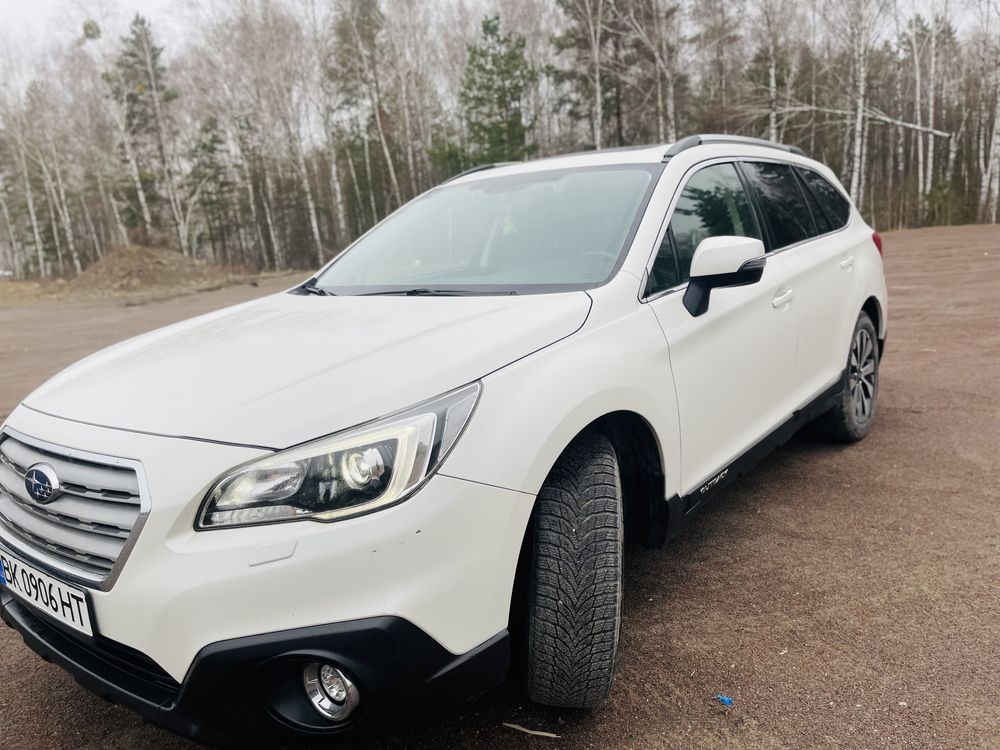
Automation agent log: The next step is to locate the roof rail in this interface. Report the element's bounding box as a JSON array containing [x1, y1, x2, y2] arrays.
[[662, 134, 806, 161], [446, 162, 516, 182]]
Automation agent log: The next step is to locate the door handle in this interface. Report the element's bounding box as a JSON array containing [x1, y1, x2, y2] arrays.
[[772, 289, 795, 308], [840, 255, 855, 269]]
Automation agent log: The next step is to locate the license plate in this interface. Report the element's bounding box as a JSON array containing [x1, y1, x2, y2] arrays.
[[0, 549, 93, 637]]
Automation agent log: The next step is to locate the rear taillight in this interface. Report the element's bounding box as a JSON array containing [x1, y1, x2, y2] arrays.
[[872, 231, 883, 256]]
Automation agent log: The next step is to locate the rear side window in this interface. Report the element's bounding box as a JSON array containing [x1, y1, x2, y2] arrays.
[[741, 162, 816, 250], [798, 180, 833, 234], [646, 163, 760, 295], [797, 168, 852, 229]]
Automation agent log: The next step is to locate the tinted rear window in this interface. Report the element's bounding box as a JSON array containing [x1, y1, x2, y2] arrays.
[[798, 178, 833, 234], [797, 168, 851, 228], [741, 162, 816, 250]]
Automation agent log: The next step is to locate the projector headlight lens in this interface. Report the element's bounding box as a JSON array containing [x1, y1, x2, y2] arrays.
[[197, 382, 480, 529]]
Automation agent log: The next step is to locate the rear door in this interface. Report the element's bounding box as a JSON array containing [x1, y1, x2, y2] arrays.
[[645, 161, 799, 495], [740, 161, 863, 406]]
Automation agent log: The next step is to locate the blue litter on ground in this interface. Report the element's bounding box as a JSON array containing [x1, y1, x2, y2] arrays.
[[715, 693, 733, 706]]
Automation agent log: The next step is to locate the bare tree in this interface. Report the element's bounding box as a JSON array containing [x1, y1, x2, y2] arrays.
[[555, 0, 614, 149], [0, 0, 995, 279]]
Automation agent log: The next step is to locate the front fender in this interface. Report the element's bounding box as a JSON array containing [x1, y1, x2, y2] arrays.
[[440, 303, 680, 500]]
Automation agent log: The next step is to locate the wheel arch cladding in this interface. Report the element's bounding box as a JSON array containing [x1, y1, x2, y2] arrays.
[[588, 411, 667, 547], [862, 296, 883, 340], [511, 411, 666, 600]]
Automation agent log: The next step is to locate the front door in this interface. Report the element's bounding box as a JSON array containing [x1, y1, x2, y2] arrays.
[[644, 161, 799, 496]]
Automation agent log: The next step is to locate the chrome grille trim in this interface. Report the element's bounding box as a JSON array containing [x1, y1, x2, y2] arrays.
[[0, 427, 150, 590], [0, 461, 138, 532], [0, 514, 114, 576], [0, 493, 130, 540], [1, 436, 140, 495]]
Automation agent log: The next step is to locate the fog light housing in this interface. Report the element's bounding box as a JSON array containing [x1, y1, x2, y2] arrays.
[[303, 662, 360, 721]]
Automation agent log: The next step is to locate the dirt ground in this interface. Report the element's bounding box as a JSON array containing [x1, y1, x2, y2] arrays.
[[0, 225, 998, 749], [0, 245, 265, 310]]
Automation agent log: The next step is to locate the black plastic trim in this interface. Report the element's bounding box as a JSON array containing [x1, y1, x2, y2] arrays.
[[686, 373, 844, 513], [646, 372, 846, 546], [1, 590, 510, 746], [682, 255, 767, 316], [1, 588, 180, 705]]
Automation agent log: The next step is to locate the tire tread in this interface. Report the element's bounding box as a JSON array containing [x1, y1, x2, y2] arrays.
[[527, 432, 623, 708]]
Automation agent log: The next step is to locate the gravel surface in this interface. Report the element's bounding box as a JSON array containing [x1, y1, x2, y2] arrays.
[[0, 225, 998, 749]]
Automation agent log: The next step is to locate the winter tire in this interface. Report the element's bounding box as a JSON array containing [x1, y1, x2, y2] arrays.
[[819, 311, 880, 442], [526, 432, 623, 708]]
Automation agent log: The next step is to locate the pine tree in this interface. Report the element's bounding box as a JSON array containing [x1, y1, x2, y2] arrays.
[[114, 16, 175, 148], [552, 0, 616, 149], [460, 16, 537, 164], [188, 118, 234, 263], [107, 15, 193, 251]]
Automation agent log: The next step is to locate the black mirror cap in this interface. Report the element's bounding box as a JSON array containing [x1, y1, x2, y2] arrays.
[[683, 256, 766, 317]]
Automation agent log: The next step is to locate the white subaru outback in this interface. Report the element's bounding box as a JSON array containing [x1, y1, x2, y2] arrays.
[[0, 135, 886, 744]]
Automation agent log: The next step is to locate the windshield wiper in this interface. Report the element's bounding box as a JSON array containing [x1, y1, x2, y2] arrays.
[[359, 288, 517, 297], [293, 279, 336, 296]]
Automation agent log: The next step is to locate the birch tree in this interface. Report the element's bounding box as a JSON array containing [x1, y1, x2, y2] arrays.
[[0, 171, 21, 276], [554, 0, 614, 149], [0, 0, 996, 280], [831, 0, 888, 203], [615, 0, 682, 142]]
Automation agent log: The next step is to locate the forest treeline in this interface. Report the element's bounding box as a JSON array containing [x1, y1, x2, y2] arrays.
[[0, 0, 998, 278]]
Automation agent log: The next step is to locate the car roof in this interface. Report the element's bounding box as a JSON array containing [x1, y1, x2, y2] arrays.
[[449, 144, 669, 183], [451, 135, 819, 180], [447, 134, 845, 196]]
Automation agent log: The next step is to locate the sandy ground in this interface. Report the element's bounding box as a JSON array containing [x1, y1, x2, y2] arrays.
[[0, 225, 998, 749]]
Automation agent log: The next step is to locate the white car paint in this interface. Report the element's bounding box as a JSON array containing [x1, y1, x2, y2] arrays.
[[687, 235, 765, 277], [23, 292, 590, 448], [2, 407, 534, 681], [0, 139, 887, 695]]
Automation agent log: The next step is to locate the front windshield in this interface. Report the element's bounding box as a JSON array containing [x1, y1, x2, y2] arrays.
[[313, 164, 661, 295]]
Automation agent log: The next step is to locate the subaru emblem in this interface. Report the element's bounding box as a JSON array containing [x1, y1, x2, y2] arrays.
[[24, 463, 61, 504]]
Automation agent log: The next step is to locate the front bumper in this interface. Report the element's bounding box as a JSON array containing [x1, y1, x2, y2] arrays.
[[2, 588, 509, 745], [1, 406, 535, 741]]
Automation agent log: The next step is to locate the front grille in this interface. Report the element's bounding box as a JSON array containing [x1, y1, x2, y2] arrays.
[[0, 431, 144, 586]]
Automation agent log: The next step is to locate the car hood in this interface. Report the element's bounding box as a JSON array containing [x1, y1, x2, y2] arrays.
[[24, 291, 592, 448]]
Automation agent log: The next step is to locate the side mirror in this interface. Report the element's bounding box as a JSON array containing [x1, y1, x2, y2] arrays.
[[683, 236, 767, 317]]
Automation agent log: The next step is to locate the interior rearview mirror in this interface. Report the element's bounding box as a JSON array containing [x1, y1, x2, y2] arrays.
[[683, 236, 767, 317]]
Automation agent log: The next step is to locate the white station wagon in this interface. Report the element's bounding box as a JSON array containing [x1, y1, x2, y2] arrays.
[[0, 134, 886, 744]]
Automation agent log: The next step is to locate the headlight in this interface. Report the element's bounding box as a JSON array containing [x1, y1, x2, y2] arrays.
[[196, 382, 480, 529]]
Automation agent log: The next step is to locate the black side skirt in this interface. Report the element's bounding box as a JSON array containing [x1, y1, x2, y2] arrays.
[[649, 370, 845, 546]]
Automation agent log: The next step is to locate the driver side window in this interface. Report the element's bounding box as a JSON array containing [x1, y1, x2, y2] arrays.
[[646, 163, 760, 296]]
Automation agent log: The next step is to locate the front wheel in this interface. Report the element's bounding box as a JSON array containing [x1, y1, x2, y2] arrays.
[[818, 311, 880, 442], [526, 432, 623, 708]]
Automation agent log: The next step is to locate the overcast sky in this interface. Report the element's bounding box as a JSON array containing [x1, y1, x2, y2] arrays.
[[1, 0, 173, 35], [0, 0, 985, 61], [0, 0, 180, 56]]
